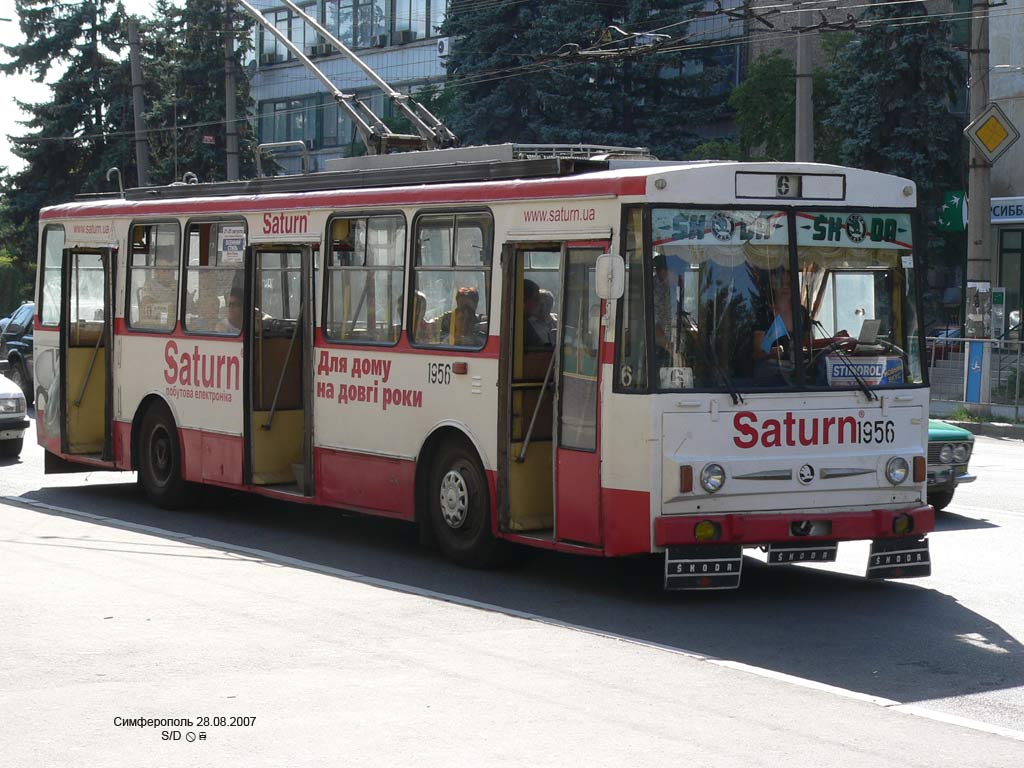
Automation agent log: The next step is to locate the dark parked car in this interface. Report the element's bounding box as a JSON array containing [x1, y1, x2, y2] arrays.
[[0, 301, 34, 403]]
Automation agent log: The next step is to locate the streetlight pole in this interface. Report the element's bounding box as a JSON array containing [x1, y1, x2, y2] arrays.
[[795, 11, 814, 162], [967, 2, 991, 285]]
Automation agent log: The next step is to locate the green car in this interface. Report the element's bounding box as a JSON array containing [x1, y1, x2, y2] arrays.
[[927, 420, 976, 511]]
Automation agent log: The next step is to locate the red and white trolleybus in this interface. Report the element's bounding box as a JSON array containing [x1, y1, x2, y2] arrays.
[[33, 149, 933, 588]]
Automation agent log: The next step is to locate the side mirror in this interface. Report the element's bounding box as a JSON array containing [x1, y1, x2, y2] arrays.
[[595, 253, 625, 300]]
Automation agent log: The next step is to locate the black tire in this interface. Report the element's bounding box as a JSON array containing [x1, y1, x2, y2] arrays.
[[137, 403, 192, 509], [8, 358, 31, 404], [429, 441, 503, 568], [929, 489, 954, 513], [0, 438, 23, 459]]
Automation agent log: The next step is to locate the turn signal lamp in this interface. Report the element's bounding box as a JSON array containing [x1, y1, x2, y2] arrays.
[[694, 520, 721, 542], [913, 456, 926, 483], [679, 465, 693, 494], [893, 513, 914, 536]]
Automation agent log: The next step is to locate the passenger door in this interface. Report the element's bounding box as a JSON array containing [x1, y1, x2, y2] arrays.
[[554, 244, 607, 546], [61, 248, 113, 458]]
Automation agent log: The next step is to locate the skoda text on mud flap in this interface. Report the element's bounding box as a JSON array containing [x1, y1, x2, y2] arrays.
[[32, 153, 931, 589]]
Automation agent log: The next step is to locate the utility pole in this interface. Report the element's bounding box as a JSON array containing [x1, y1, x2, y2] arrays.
[[128, 18, 151, 187], [967, 2, 991, 284], [224, 2, 239, 181], [794, 11, 814, 162]]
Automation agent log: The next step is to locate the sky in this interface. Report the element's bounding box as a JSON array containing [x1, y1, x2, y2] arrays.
[[0, 0, 162, 175]]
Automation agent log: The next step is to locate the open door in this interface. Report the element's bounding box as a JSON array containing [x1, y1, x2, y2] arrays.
[[246, 245, 314, 495], [554, 245, 606, 545], [61, 248, 113, 460]]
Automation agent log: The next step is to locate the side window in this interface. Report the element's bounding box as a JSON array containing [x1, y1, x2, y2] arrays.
[[324, 215, 405, 344], [617, 207, 647, 391], [128, 223, 180, 332], [411, 212, 492, 349], [39, 225, 65, 326], [183, 221, 245, 335]]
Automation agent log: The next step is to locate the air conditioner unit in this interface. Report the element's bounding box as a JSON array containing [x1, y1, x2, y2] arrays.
[[373, 33, 388, 48], [259, 52, 280, 66], [436, 37, 450, 59], [395, 29, 416, 45], [309, 42, 333, 57]]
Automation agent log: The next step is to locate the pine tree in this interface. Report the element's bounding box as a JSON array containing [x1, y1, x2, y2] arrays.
[[0, 0, 133, 266], [824, 4, 964, 204], [442, 1, 737, 159], [143, 0, 257, 185]]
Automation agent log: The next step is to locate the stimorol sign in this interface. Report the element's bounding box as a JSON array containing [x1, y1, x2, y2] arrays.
[[965, 102, 1020, 164]]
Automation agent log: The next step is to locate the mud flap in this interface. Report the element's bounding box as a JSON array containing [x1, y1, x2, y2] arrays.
[[664, 544, 743, 590], [866, 536, 931, 580]]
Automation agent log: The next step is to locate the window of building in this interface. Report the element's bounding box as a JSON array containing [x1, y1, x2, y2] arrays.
[[38, 225, 65, 326], [258, 95, 319, 146], [183, 221, 246, 335], [127, 223, 181, 332], [326, 0, 387, 48], [261, 4, 317, 62], [410, 212, 492, 349], [324, 214, 406, 344], [393, 0, 446, 39]]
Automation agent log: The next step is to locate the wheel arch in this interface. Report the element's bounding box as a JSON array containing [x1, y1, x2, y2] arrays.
[[129, 393, 178, 471], [413, 423, 490, 528]]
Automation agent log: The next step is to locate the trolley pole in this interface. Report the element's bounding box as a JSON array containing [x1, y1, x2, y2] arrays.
[[224, 2, 240, 182], [794, 11, 814, 162], [128, 18, 151, 187], [967, 3, 991, 284]]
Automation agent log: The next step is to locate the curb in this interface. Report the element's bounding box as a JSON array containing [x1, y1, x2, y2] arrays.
[[941, 420, 1024, 441]]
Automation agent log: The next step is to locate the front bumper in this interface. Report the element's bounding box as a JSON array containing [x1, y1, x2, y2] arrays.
[[927, 464, 976, 490], [655, 505, 935, 548], [0, 417, 29, 440]]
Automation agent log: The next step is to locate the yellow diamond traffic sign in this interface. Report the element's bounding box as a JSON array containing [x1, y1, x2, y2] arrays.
[[965, 103, 1020, 163]]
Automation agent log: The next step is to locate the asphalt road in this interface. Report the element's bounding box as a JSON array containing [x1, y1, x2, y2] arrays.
[[2, 417, 1023, 765]]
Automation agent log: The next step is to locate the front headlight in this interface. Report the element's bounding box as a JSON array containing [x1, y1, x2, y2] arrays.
[[0, 396, 25, 414], [700, 463, 726, 493], [938, 444, 954, 464], [953, 443, 971, 463], [886, 457, 910, 485]]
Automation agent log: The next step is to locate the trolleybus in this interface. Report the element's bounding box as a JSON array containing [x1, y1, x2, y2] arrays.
[[33, 150, 933, 588]]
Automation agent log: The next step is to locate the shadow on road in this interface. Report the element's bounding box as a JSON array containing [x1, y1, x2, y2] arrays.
[[934, 510, 1000, 532], [12, 480, 1024, 711]]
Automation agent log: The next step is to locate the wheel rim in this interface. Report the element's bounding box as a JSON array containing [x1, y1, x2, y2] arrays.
[[439, 469, 469, 529], [149, 425, 173, 486], [9, 365, 23, 388]]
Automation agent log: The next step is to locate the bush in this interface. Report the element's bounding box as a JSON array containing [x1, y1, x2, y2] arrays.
[[0, 256, 32, 316]]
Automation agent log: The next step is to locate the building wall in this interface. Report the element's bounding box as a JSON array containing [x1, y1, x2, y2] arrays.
[[247, 0, 448, 173]]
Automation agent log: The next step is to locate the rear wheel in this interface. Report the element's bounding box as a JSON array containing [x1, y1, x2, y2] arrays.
[[929, 489, 954, 512], [429, 441, 502, 568], [137, 404, 192, 509], [0, 438, 23, 459]]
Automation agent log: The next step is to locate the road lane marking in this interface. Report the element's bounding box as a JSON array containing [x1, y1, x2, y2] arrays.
[[5, 494, 1024, 744]]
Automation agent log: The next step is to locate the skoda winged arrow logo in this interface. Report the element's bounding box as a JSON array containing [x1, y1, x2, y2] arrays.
[[798, 464, 815, 485]]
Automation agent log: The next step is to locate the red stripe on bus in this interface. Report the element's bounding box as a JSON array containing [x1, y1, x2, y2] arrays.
[[40, 176, 648, 220], [313, 329, 500, 359], [601, 488, 652, 556], [654, 505, 935, 546], [315, 446, 416, 520]]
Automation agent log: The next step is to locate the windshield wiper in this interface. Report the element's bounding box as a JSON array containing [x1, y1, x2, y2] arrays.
[[681, 311, 745, 405], [813, 319, 878, 402]]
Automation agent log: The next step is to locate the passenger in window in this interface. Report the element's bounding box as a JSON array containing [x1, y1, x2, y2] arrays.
[[439, 286, 484, 347], [217, 286, 244, 334], [523, 280, 553, 348], [138, 244, 179, 327], [190, 292, 221, 332]]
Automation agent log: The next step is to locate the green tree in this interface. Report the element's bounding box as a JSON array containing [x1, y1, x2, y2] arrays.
[[0, 0, 132, 268], [824, 4, 964, 203], [442, 1, 737, 159], [143, 0, 257, 185]]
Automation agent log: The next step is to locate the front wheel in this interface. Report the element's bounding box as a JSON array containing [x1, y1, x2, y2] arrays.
[[0, 438, 23, 459], [429, 442, 502, 568], [137, 404, 192, 509], [929, 489, 954, 512], [8, 359, 30, 403]]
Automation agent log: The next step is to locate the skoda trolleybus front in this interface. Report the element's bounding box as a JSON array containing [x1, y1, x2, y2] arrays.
[[604, 167, 931, 589]]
